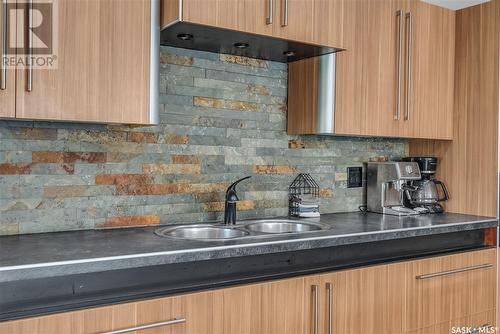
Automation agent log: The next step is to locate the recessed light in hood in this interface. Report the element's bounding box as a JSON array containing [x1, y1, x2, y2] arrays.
[[177, 33, 193, 41], [234, 42, 249, 49]]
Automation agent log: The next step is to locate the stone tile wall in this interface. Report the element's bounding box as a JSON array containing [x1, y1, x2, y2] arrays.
[[0, 46, 408, 235]]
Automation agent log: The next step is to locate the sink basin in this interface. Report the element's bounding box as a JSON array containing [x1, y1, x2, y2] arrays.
[[242, 219, 326, 234], [155, 225, 249, 240]]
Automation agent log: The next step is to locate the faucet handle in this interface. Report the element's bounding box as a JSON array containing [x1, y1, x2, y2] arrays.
[[226, 176, 252, 193]]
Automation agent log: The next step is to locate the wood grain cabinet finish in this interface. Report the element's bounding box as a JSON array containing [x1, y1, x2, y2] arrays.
[[288, 0, 455, 140], [15, 0, 157, 124], [304, 263, 405, 334], [212, 277, 305, 334], [402, 0, 455, 140], [404, 248, 496, 332], [0, 292, 214, 334], [161, 0, 344, 48], [0, 0, 15, 119]]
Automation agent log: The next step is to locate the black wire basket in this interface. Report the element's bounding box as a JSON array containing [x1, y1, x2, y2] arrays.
[[288, 173, 320, 216]]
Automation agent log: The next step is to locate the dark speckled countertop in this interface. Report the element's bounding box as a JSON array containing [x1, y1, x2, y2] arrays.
[[0, 212, 496, 283]]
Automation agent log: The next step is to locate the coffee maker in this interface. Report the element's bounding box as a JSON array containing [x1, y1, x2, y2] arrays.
[[402, 157, 449, 213], [366, 162, 422, 216]]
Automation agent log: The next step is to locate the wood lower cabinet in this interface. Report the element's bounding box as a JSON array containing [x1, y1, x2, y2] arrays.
[[1, 248, 496, 334], [405, 248, 496, 332], [214, 277, 305, 334], [0, 292, 210, 334], [304, 263, 405, 334]]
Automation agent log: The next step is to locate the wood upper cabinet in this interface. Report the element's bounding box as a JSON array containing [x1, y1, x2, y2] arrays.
[[334, 0, 404, 137], [311, 0, 344, 48], [0, 0, 15, 119], [272, 0, 314, 44], [162, 0, 344, 48], [401, 0, 455, 139], [15, 0, 156, 124], [181, 0, 273, 36], [288, 0, 455, 140]]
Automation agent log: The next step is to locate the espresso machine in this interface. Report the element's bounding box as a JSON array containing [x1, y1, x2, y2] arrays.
[[366, 162, 423, 216], [402, 157, 449, 213]]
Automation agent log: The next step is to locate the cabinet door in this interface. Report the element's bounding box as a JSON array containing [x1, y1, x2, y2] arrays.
[[182, 0, 218, 26], [404, 248, 496, 332], [183, 0, 274, 36], [304, 263, 405, 334], [0, 0, 15, 118], [335, 0, 405, 137], [213, 277, 305, 334], [402, 1, 455, 139], [241, 0, 275, 36], [0, 292, 214, 334], [0, 303, 138, 334], [15, 0, 152, 124], [311, 0, 344, 48], [273, 0, 313, 43], [219, 0, 275, 36]]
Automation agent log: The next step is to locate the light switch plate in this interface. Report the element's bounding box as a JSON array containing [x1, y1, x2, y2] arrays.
[[347, 167, 363, 188]]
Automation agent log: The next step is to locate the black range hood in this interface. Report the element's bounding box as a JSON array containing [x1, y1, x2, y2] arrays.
[[160, 22, 340, 63]]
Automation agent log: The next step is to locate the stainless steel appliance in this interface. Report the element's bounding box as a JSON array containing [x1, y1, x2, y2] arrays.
[[367, 162, 422, 216], [402, 157, 449, 213]]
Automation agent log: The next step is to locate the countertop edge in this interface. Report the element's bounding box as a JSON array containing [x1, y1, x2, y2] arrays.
[[0, 218, 496, 283]]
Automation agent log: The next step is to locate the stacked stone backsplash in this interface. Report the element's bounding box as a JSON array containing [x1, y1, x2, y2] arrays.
[[0, 46, 408, 235]]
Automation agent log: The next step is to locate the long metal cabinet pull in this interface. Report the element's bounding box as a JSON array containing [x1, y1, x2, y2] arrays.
[[100, 318, 186, 334], [311, 285, 319, 334], [266, 0, 273, 24], [405, 12, 413, 121], [416, 263, 493, 280], [27, 0, 33, 92], [282, 0, 288, 27], [1, 0, 7, 90], [326, 283, 333, 334], [395, 10, 403, 120]]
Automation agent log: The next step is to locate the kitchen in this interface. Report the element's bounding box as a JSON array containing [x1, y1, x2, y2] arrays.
[[0, 0, 498, 333]]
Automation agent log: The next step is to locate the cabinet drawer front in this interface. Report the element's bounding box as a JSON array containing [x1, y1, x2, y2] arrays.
[[0, 295, 189, 334], [405, 248, 496, 331]]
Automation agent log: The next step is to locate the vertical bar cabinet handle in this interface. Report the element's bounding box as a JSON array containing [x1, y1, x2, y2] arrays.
[[326, 283, 333, 334], [266, 0, 273, 24], [27, 0, 33, 92], [405, 11, 413, 121], [311, 285, 319, 334], [395, 10, 403, 120], [1, 0, 7, 90], [282, 0, 288, 27]]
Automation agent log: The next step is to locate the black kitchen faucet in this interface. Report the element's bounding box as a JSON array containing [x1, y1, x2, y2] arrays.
[[224, 176, 251, 225]]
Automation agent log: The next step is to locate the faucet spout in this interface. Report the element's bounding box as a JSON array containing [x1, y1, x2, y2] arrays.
[[224, 176, 251, 225]]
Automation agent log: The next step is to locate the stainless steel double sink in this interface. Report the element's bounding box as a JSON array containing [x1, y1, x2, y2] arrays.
[[155, 219, 329, 241]]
